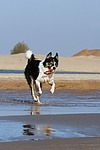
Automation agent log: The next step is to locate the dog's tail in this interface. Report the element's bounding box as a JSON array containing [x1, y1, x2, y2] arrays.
[[25, 50, 35, 60], [25, 50, 32, 59]]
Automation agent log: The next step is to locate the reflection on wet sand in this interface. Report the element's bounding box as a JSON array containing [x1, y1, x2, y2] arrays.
[[43, 125, 53, 136], [31, 105, 41, 115], [23, 124, 53, 137]]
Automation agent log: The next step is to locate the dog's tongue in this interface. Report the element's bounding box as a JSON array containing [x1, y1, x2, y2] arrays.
[[46, 69, 52, 74], [49, 69, 52, 72]]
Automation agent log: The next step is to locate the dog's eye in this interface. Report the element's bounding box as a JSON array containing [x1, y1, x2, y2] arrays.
[[55, 63, 57, 66], [46, 62, 49, 66]]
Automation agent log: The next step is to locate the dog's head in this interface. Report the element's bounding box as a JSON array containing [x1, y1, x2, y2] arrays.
[[43, 52, 59, 72]]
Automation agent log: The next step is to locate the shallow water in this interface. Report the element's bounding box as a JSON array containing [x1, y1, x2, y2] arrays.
[[0, 117, 100, 142], [0, 120, 92, 142], [0, 90, 100, 116], [0, 89, 100, 142]]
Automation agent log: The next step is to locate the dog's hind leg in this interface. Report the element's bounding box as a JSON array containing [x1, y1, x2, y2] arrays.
[[25, 74, 37, 103], [30, 79, 38, 103], [35, 80, 42, 104], [31, 81, 38, 103]]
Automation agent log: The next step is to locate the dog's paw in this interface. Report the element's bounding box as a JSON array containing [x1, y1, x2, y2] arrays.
[[35, 100, 43, 105], [39, 90, 42, 95], [33, 96, 42, 105], [50, 88, 55, 94]]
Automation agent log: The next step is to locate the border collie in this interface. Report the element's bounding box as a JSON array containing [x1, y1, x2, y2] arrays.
[[24, 50, 59, 104]]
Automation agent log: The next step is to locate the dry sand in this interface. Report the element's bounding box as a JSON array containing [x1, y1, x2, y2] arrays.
[[0, 53, 100, 72]]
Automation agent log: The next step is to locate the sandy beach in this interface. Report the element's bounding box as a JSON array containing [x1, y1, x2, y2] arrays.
[[0, 53, 100, 149]]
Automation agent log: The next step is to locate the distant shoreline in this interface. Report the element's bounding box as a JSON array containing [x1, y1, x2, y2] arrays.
[[0, 69, 100, 74]]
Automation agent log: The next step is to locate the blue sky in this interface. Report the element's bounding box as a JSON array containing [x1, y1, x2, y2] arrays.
[[0, 0, 100, 56]]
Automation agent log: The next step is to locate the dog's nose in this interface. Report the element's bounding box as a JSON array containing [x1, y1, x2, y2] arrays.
[[53, 67, 56, 70]]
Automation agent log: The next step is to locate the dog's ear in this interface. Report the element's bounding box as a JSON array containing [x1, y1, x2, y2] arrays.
[[55, 53, 58, 59], [46, 52, 52, 59]]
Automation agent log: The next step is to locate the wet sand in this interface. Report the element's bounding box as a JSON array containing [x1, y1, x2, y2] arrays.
[[0, 137, 100, 150], [0, 114, 100, 150], [0, 73, 100, 90]]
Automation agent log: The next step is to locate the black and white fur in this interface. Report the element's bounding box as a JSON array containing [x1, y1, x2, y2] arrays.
[[24, 50, 59, 104]]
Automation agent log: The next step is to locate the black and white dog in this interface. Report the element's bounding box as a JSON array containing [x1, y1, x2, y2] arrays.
[[24, 50, 59, 104]]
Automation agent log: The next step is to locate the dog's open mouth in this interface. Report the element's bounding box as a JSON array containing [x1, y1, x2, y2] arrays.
[[44, 69, 55, 75]]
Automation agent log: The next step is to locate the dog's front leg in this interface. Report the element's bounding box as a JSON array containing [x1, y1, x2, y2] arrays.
[[49, 81, 55, 94]]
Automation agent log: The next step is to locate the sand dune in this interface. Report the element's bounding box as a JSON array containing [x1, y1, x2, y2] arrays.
[[73, 49, 100, 56], [0, 53, 100, 72]]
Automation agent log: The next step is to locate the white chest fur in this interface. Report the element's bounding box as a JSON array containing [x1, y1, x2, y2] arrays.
[[36, 61, 54, 83]]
